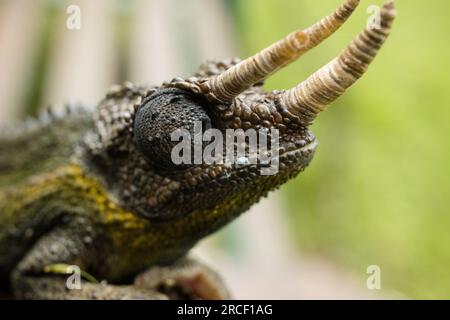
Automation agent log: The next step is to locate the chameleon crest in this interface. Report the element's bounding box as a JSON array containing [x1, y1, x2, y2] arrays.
[[0, 0, 395, 299]]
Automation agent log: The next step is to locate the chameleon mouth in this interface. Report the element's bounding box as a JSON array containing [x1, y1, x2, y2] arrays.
[[280, 138, 318, 160], [226, 137, 317, 176]]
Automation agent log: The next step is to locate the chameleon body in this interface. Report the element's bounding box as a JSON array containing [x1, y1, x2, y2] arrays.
[[0, 0, 395, 299]]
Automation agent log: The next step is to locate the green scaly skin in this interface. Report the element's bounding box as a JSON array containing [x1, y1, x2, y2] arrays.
[[0, 104, 233, 299], [0, 0, 395, 299], [0, 61, 315, 299]]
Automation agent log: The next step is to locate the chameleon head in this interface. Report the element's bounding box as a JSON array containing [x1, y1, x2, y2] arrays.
[[91, 1, 395, 225]]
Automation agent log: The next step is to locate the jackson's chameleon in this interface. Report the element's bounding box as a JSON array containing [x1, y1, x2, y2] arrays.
[[0, 0, 395, 299]]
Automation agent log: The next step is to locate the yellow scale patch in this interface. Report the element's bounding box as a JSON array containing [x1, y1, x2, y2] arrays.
[[1, 161, 238, 270], [1, 163, 152, 246]]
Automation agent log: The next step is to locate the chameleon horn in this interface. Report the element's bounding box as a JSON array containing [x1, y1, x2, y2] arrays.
[[280, 1, 396, 126], [204, 0, 360, 103]]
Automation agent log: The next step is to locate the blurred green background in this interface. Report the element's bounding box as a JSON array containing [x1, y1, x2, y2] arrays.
[[1, 0, 449, 299], [235, 0, 450, 298]]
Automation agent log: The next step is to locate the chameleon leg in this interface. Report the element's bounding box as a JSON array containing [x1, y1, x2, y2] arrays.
[[133, 256, 231, 300], [10, 223, 230, 299], [10, 226, 165, 299]]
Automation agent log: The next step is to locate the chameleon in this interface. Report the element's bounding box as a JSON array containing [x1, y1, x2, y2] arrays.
[[0, 0, 395, 299]]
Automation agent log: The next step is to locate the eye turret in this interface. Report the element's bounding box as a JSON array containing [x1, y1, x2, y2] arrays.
[[134, 88, 212, 170]]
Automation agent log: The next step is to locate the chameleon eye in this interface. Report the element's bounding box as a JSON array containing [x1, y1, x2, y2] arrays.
[[133, 88, 212, 170]]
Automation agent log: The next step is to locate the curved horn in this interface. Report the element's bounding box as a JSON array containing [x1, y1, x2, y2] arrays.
[[205, 0, 360, 103], [280, 1, 396, 125]]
